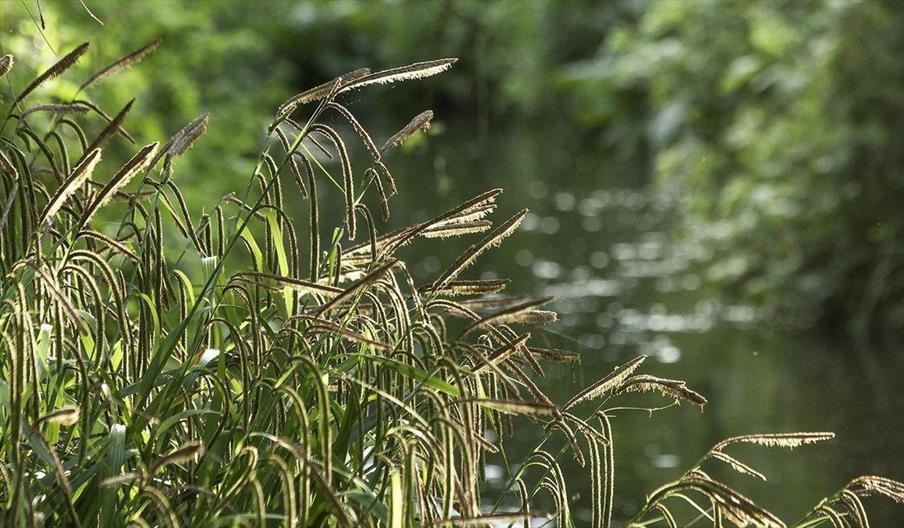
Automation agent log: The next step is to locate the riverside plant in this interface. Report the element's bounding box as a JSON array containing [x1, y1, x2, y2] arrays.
[[0, 40, 901, 528]]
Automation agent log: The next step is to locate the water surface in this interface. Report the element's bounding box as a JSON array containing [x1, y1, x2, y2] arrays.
[[379, 115, 904, 525]]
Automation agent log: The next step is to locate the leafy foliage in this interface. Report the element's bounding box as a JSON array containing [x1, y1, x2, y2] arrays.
[[561, 0, 904, 337], [11, 1, 904, 342], [0, 8, 901, 528]]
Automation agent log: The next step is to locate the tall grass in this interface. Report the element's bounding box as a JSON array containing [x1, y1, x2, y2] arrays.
[[0, 38, 901, 528]]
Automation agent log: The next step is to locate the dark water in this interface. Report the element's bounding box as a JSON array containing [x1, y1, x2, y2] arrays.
[[376, 117, 904, 525]]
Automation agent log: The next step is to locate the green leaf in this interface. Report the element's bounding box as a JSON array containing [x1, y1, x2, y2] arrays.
[[264, 209, 293, 314], [100, 424, 127, 526], [363, 355, 460, 397], [390, 467, 403, 528]]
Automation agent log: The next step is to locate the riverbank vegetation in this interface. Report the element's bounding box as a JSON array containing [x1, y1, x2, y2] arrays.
[[561, 0, 904, 341], [0, 19, 902, 526], [8, 1, 904, 342]]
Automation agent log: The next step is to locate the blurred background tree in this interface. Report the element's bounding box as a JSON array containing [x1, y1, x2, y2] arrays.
[[562, 0, 904, 341], [2, 0, 296, 205]]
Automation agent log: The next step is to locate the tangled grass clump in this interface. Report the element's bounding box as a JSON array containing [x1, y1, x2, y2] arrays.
[[0, 38, 901, 527]]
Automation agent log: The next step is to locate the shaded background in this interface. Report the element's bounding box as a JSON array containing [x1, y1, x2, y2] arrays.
[[2, 0, 903, 524]]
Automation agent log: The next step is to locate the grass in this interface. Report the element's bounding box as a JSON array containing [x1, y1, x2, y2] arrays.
[[0, 36, 901, 528]]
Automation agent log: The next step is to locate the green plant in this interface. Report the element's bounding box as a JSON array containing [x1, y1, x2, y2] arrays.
[[560, 0, 904, 338], [0, 37, 901, 528]]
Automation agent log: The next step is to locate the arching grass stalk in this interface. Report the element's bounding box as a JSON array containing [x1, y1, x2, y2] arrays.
[[0, 33, 901, 528]]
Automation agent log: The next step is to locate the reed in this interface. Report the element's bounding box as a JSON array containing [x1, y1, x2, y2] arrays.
[[0, 36, 900, 528]]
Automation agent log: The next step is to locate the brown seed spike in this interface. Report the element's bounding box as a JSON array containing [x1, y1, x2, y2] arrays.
[[459, 297, 555, 337], [431, 208, 527, 290], [84, 98, 135, 154], [474, 333, 531, 374], [338, 58, 457, 93], [150, 112, 210, 170], [80, 142, 158, 226], [712, 432, 835, 452], [382, 188, 503, 255], [530, 347, 582, 363], [168, 113, 209, 157], [276, 67, 371, 116], [381, 110, 434, 153], [20, 103, 90, 119], [38, 148, 102, 226], [620, 374, 707, 407], [315, 259, 396, 315], [80, 37, 161, 91], [421, 220, 492, 239], [564, 355, 647, 410], [460, 398, 556, 417], [0, 55, 14, 78], [15, 42, 90, 104], [421, 278, 509, 297], [708, 451, 767, 481], [848, 475, 904, 503]]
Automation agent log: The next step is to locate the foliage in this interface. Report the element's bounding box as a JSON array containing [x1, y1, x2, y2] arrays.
[[1, 0, 297, 207], [0, 19, 902, 528], [561, 0, 904, 338], [11, 0, 904, 341], [280, 0, 615, 116]]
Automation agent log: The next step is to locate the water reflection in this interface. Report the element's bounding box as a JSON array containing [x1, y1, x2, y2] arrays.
[[379, 116, 904, 524]]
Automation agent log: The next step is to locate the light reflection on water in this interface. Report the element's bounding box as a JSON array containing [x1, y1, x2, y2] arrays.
[[376, 117, 904, 525]]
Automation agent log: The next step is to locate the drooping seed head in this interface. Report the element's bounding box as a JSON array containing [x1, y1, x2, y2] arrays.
[[0, 54, 14, 77]]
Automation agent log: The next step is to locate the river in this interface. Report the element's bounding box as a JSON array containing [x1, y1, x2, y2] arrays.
[[378, 115, 904, 525]]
